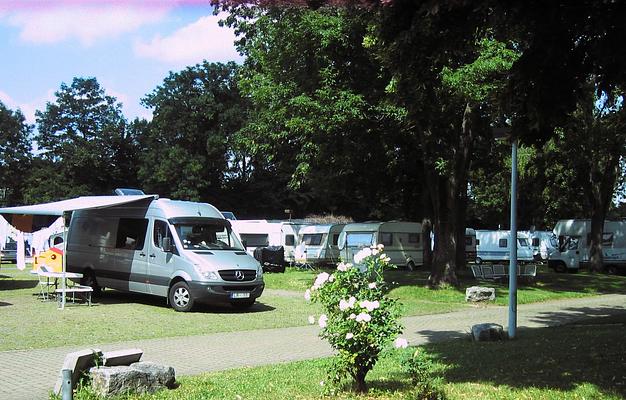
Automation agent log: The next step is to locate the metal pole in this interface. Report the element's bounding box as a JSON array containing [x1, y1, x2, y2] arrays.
[[508, 138, 518, 339], [60, 212, 68, 310], [61, 368, 73, 400]]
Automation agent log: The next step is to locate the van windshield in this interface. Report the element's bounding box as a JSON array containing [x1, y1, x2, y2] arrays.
[[346, 233, 375, 247], [173, 221, 244, 251]]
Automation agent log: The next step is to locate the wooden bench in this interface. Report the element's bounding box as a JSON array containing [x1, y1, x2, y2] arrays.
[[56, 285, 93, 306], [471, 264, 537, 281]]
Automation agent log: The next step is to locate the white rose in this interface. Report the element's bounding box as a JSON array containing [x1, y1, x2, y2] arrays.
[[318, 314, 328, 328], [394, 337, 409, 349], [345, 332, 354, 340]]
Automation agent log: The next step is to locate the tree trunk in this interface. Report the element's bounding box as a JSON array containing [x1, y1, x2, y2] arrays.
[[587, 157, 618, 272], [354, 369, 368, 393]]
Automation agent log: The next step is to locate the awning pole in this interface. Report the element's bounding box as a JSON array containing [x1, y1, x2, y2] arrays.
[[60, 212, 68, 310]]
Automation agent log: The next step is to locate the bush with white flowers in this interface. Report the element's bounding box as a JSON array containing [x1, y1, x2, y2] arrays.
[[306, 244, 406, 393]]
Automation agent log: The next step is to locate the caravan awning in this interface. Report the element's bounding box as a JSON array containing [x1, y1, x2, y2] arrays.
[[0, 195, 156, 232]]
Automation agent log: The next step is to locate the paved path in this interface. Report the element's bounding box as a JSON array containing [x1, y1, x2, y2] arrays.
[[1, 294, 624, 399]]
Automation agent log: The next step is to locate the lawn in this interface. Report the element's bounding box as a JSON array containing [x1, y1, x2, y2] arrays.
[[68, 314, 626, 400], [1, 263, 625, 351]]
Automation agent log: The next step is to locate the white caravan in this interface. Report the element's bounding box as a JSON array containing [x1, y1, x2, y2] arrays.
[[230, 220, 305, 263], [475, 230, 534, 264], [548, 219, 626, 273], [465, 228, 477, 263], [338, 221, 423, 270], [294, 223, 345, 267]]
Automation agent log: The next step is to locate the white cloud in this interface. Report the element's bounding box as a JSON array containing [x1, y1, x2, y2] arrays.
[[134, 13, 241, 65], [7, 5, 170, 46], [0, 89, 56, 125]]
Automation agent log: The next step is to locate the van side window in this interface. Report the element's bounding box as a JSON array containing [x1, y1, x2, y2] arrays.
[[499, 238, 508, 248], [408, 233, 420, 244], [285, 234, 295, 246], [381, 233, 393, 246], [153, 220, 172, 251], [116, 218, 148, 250], [532, 238, 540, 247]]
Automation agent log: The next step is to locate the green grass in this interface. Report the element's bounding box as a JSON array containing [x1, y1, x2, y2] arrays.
[[68, 314, 626, 400], [2, 264, 625, 351]]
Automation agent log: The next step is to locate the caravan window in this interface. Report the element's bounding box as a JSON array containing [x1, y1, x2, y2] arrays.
[[285, 234, 295, 246], [346, 233, 374, 247], [174, 220, 243, 251], [116, 218, 148, 250], [302, 234, 323, 246], [409, 233, 420, 244], [381, 233, 393, 246], [603, 233, 614, 246], [518, 238, 529, 247], [531, 238, 540, 247], [332, 234, 340, 246], [499, 238, 508, 248], [240, 234, 269, 248]]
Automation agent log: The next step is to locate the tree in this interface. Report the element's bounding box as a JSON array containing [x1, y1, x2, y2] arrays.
[[219, 4, 417, 220], [0, 102, 32, 206], [138, 61, 248, 206], [35, 77, 131, 198]]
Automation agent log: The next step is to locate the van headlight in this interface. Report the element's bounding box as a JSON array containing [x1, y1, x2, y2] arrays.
[[195, 265, 220, 280], [257, 263, 263, 278]]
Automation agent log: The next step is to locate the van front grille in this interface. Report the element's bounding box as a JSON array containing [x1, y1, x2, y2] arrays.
[[219, 269, 256, 282]]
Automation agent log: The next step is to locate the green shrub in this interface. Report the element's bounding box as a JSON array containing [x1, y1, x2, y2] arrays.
[[306, 245, 405, 393]]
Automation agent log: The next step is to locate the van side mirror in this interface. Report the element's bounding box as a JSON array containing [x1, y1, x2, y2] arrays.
[[162, 237, 173, 253]]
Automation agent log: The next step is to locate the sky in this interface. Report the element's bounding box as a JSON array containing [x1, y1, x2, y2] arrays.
[[0, 0, 243, 124]]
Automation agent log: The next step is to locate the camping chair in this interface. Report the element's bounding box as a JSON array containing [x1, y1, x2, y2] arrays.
[[37, 265, 55, 301]]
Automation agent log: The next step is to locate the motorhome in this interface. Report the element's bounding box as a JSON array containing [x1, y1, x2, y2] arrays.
[[65, 196, 264, 311], [337, 221, 423, 270], [294, 223, 345, 267], [548, 219, 626, 273], [475, 230, 534, 264], [465, 228, 477, 263], [231, 220, 306, 264], [521, 230, 557, 261]]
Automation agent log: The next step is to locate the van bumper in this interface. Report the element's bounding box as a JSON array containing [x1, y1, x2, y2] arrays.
[[188, 281, 265, 303]]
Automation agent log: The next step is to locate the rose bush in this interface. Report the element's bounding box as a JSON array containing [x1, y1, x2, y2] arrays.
[[307, 244, 405, 393]]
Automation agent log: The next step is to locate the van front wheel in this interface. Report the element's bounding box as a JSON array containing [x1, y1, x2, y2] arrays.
[[169, 281, 194, 312]]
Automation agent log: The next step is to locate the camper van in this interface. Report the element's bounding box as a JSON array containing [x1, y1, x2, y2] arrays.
[[475, 230, 534, 264], [231, 220, 305, 264], [66, 197, 264, 311], [548, 219, 626, 273], [522, 230, 557, 261], [294, 223, 345, 267], [338, 221, 423, 270]]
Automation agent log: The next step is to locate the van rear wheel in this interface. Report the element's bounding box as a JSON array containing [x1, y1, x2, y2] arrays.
[[169, 281, 194, 312], [406, 261, 416, 271]]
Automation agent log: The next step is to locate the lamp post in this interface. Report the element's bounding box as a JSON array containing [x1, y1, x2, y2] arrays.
[[494, 127, 518, 339]]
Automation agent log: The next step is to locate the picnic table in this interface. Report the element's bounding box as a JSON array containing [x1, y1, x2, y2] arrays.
[[471, 264, 537, 281]]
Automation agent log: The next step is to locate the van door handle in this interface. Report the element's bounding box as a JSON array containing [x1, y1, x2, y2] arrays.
[[139, 252, 146, 257], [149, 254, 156, 258]]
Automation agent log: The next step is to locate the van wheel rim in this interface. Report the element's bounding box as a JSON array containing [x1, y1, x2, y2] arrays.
[[174, 288, 190, 307]]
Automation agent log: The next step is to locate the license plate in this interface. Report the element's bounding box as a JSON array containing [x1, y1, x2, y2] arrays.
[[230, 292, 250, 299]]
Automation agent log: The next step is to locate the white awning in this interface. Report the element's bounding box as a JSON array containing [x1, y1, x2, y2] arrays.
[[0, 195, 157, 232], [0, 195, 156, 216]]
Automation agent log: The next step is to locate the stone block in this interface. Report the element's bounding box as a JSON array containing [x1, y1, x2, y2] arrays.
[[102, 348, 143, 366], [54, 348, 102, 395], [471, 323, 505, 341], [90, 362, 175, 397], [465, 286, 496, 302]]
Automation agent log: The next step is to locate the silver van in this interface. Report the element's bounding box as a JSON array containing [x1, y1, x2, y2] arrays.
[[66, 197, 264, 311]]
